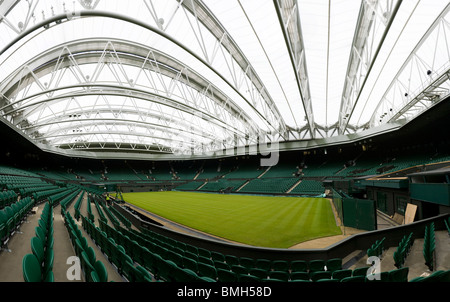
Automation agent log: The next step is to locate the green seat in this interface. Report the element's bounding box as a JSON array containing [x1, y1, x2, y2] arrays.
[[198, 262, 217, 280], [157, 258, 178, 282], [308, 260, 325, 273], [290, 271, 310, 281], [231, 264, 248, 275], [388, 267, 409, 282], [211, 251, 225, 263], [239, 274, 260, 282], [249, 268, 268, 280], [352, 266, 369, 277], [332, 269, 352, 281], [316, 278, 339, 282], [269, 270, 289, 282], [365, 271, 389, 282], [217, 268, 238, 282], [30, 237, 53, 276], [91, 260, 108, 282], [341, 275, 365, 282], [85, 246, 96, 266], [81, 251, 96, 281], [255, 259, 272, 271], [290, 260, 308, 272], [326, 258, 342, 272], [22, 254, 43, 282], [135, 265, 152, 282], [198, 255, 214, 266], [239, 257, 255, 270], [225, 255, 240, 267], [182, 256, 198, 273], [173, 268, 200, 282], [214, 260, 230, 271], [420, 270, 446, 282], [271, 260, 289, 272], [310, 270, 332, 282], [198, 247, 211, 258]]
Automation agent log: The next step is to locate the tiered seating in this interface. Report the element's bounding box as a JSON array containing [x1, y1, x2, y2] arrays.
[[22, 202, 54, 282], [60, 190, 83, 214], [423, 222, 436, 271], [289, 180, 324, 195], [393, 232, 414, 269], [81, 216, 152, 282], [239, 178, 299, 194], [222, 165, 264, 179], [0, 190, 17, 208], [73, 193, 84, 221], [63, 211, 109, 282], [174, 181, 203, 191], [106, 224, 420, 282], [104, 167, 142, 181], [198, 179, 246, 192], [107, 203, 132, 229], [260, 162, 298, 178], [0, 196, 34, 251]]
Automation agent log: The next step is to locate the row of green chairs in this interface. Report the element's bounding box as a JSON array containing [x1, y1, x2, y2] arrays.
[[393, 232, 414, 269], [410, 270, 450, 282], [211, 266, 409, 283], [0, 190, 17, 208], [96, 196, 121, 227], [73, 193, 84, 221], [423, 223, 435, 271], [444, 217, 450, 237], [60, 190, 82, 214], [136, 226, 345, 275], [23, 202, 54, 282], [86, 195, 95, 222], [64, 211, 108, 282], [367, 237, 385, 258], [91, 195, 108, 224], [0, 196, 34, 251], [106, 220, 348, 282], [80, 214, 152, 282]]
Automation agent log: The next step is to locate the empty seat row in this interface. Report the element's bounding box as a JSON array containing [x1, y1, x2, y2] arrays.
[[80, 214, 152, 282], [423, 222, 435, 271], [409, 270, 450, 282], [393, 232, 414, 269], [367, 237, 385, 258], [444, 216, 450, 237], [0, 190, 18, 208], [22, 202, 54, 282], [64, 211, 109, 282], [103, 221, 349, 282], [0, 196, 34, 251]]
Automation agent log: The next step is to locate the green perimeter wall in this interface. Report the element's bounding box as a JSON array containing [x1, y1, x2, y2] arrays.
[[332, 189, 376, 231]]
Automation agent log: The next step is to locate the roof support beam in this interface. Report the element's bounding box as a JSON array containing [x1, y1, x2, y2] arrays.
[[274, 0, 315, 138], [338, 0, 402, 135]]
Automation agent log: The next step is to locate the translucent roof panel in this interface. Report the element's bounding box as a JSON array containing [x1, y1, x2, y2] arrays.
[[0, 0, 449, 159]]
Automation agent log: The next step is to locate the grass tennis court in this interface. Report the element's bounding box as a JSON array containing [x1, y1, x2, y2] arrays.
[[120, 191, 342, 248]]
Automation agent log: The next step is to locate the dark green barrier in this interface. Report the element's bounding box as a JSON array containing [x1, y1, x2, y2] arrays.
[[332, 189, 376, 231], [342, 197, 376, 231]]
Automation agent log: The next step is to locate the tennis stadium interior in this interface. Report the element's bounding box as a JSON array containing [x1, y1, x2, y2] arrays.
[[0, 0, 449, 284]]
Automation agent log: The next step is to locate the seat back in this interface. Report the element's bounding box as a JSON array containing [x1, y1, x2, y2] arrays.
[[22, 254, 42, 282]]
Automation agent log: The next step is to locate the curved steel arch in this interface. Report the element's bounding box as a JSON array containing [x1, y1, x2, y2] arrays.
[[1, 38, 257, 127], [0, 10, 285, 136]]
